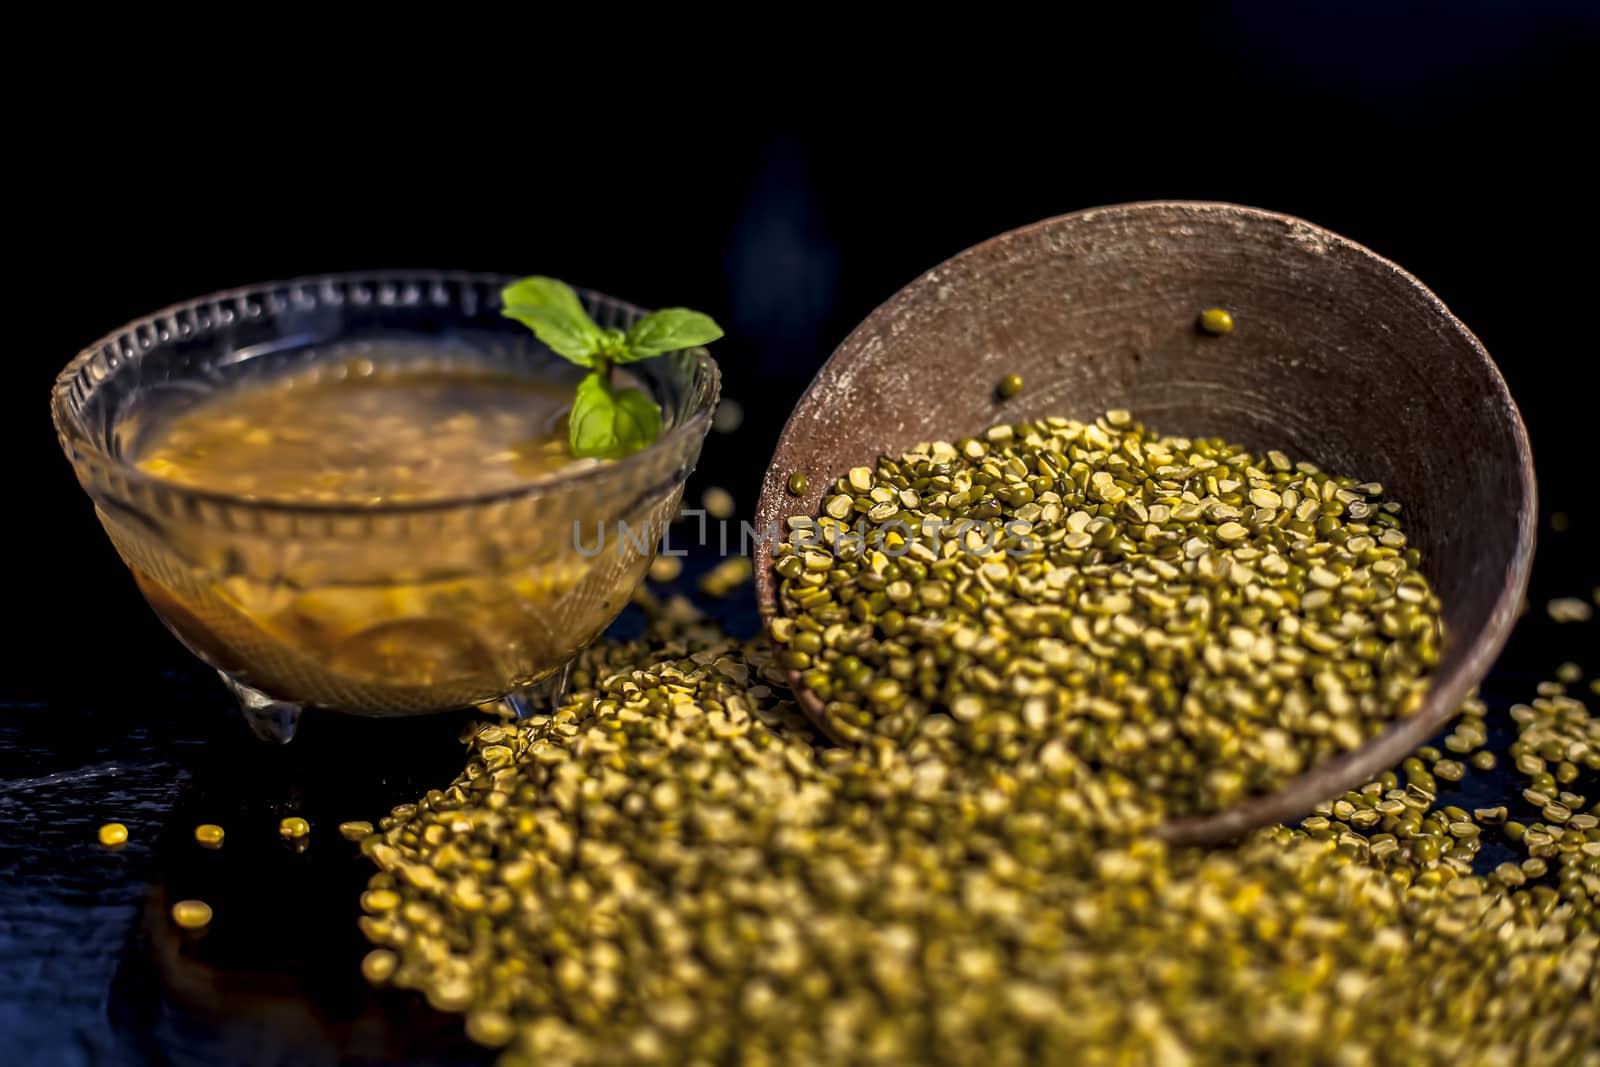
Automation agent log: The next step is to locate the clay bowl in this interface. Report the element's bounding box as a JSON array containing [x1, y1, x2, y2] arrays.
[[753, 201, 1535, 845]]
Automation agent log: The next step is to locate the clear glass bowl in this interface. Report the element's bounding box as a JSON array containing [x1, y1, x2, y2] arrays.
[[52, 271, 719, 740]]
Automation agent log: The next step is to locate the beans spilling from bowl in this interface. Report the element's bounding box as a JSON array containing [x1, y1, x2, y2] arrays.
[[353, 590, 1598, 1066], [771, 411, 1442, 819]]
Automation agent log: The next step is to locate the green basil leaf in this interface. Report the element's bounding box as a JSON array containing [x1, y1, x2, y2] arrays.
[[500, 277, 603, 365], [501, 276, 593, 322], [620, 308, 724, 362], [568, 371, 663, 459]]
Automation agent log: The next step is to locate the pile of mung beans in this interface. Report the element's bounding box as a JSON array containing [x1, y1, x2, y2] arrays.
[[353, 413, 1598, 1065], [357, 617, 1600, 1065], [356, 596, 1598, 1065], [772, 411, 1442, 819]]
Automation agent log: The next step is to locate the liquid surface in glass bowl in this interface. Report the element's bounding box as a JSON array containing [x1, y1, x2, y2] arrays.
[[135, 357, 588, 503]]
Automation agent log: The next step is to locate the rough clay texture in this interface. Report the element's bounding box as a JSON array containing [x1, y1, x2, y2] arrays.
[[754, 201, 1536, 844]]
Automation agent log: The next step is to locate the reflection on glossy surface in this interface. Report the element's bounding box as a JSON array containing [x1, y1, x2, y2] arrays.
[[106, 707, 495, 1065]]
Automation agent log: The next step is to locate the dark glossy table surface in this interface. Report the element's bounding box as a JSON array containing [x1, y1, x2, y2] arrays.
[[2, 528, 1593, 1065]]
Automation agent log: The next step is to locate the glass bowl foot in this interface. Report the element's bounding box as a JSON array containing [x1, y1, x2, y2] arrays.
[[218, 673, 305, 744], [496, 661, 575, 720]]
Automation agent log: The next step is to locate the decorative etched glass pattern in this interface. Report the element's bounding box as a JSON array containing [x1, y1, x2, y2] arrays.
[[53, 272, 719, 718]]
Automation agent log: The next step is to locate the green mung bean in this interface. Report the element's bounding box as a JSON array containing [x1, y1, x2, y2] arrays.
[[1548, 597, 1594, 623], [698, 556, 754, 599], [701, 485, 736, 521], [170, 899, 213, 930], [1198, 307, 1235, 334], [647, 554, 683, 583]]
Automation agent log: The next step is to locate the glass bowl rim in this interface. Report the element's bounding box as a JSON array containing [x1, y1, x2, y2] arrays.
[[51, 269, 722, 518]]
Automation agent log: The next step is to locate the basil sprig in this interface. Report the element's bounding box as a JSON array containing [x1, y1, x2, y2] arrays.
[[501, 277, 723, 459]]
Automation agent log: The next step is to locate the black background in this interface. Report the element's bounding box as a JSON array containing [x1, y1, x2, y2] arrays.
[[6, 6, 1600, 1064], [15, 6, 1599, 696]]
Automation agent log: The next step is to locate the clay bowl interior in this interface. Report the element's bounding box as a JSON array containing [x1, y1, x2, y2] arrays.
[[754, 201, 1535, 845]]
